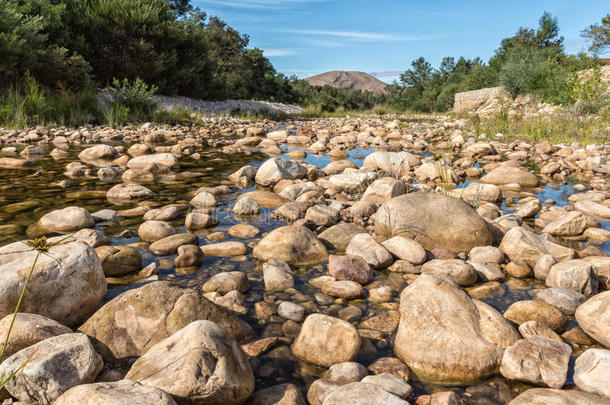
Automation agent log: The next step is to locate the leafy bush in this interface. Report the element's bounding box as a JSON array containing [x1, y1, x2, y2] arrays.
[[104, 78, 158, 124], [101, 103, 129, 128]]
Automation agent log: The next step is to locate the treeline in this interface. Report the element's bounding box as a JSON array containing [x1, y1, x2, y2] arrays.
[[1, 1, 608, 127]]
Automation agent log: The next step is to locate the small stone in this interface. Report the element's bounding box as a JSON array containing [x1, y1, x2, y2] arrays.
[[328, 255, 374, 285]]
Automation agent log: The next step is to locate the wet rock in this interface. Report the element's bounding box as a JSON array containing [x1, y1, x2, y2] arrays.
[[292, 314, 360, 367], [96, 245, 142, 276], [253, 225, 328, 266], [481, 166, 539, 187], [78, 144, 119, 164], [106, 183, 154, 204], [501, 337, 571, 388], [38, 206, 95, 233], [229, 223, 260, 238], [0, 239, 106, 327], [504, 300, 568, 332], [138, 220, 175, 243], [346, 233, 393, 270], [318, 223, 367, 251], [201, 241, 248, 256], [263, 259, 294, 291], [202, 271, 249, 294], [0, 313, 71, 359], [143, 205, 183, 221], [149, 232, 199, 256], [421, 259, 477, 286], [255, 158, 307, 186], [278, 301, 308, 322], [78, 281, 252, 360], [234, 196, 260, 215], [54, 380, 177, 405], [0, 333, 103, 405], [574, 348, 610, 399], [125, 320, 254, 404], [92, 209, 121, 223], [360, 310, 400, 334], [328, 255, 374, 285], [190, 191, 217, 208], [322, 280, 365, 299], [185, 210, 218, 229], [375, 192, 492, 253], [369, 285, 394, 302], [247, 383, 306, 405], [575, 291, 610, 348], [322, 382, 409, 405], [240, 190, 286, 208], [126, 153, 179, 170], [508, 388, 609, 405], [546, 260, 598, 297], [394, 274, 506, 385], [174, 244, 204, 267]]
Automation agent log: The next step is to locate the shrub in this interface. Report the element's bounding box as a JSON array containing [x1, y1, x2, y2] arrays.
[[101, 102, 129, 128]]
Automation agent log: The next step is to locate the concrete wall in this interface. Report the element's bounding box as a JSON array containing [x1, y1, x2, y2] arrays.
[[454, 87, 507, 111]]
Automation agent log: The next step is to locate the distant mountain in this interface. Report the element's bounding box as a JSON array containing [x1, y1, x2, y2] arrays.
[[305, 71, 388, 94]]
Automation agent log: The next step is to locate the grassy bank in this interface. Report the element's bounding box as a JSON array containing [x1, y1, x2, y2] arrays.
[[468, 109, 610, 145]]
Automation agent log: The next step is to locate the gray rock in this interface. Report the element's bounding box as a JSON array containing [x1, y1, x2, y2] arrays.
[[546, 259, 598, 297], [500, 337, 571, 388], [0, 238, 106, 327], [508, 388, 609, 405], [263, 260, 294, 291], [125, 320, 254, 404], [322, 382, 409, 405], [421, 259, 477, 286], [0, 313, 72, 359], [374, 192, 492, 253], [39, 206, 94, 232], [0, 333, 103, 405], [535, 288, 586, 316], [575, 291, 610, 348]]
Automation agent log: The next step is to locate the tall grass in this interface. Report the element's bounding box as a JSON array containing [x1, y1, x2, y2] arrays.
[[471, 108, 610, 145], [0, 74, 97, 129]]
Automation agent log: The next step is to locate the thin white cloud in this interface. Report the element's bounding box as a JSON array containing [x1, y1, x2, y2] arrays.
[[282, 29, 437, 42], [263, 49, 297, 57]]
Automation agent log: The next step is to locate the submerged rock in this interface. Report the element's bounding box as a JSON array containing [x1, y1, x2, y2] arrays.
[[253, 225, 328, 266]]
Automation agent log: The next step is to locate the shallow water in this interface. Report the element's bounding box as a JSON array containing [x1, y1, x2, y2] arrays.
[[0, 137, 606, 403]]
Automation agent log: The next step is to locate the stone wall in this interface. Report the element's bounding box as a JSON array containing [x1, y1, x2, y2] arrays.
[[453, 87, 508, 111]]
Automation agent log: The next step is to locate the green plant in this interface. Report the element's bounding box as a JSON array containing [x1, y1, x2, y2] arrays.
[[0, 236, 69, 387], [153, 106, 197, 125], [108, 78, 158, 122], [101, 102, 129, 128]]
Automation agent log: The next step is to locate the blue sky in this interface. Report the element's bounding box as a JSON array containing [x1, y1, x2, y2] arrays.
[[193, 0, 609, 83]]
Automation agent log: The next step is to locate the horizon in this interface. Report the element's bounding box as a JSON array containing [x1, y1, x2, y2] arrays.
[[194, 0, 609, 83]]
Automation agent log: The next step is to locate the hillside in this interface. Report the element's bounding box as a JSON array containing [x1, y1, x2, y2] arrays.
[[305, 71, 389, 94]]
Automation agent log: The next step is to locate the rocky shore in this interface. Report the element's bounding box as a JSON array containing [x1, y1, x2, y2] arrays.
[[0, 116, 609, 404]]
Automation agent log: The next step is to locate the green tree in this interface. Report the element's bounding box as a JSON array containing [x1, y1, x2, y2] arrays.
[[582, 14, 610, 55]]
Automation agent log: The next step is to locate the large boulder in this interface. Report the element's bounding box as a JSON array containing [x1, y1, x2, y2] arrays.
[[255, 158, 307, 186], [481, 166, 539, 187], [0, 313, 72, 359], [55, 380, 178, 405], [394, 273, 511, 385], [292, 314, 360, 368], [38, 206, 94, 232], [374, 192, 492, 253], [575, 291, 610, 348], [499, 227, 576, 267], [0, 333, 103, 405], [253, 225, 328, 266], [78, 281, 252, 360], [0, 238, 106, 326], [125, 320, 254, 404]]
